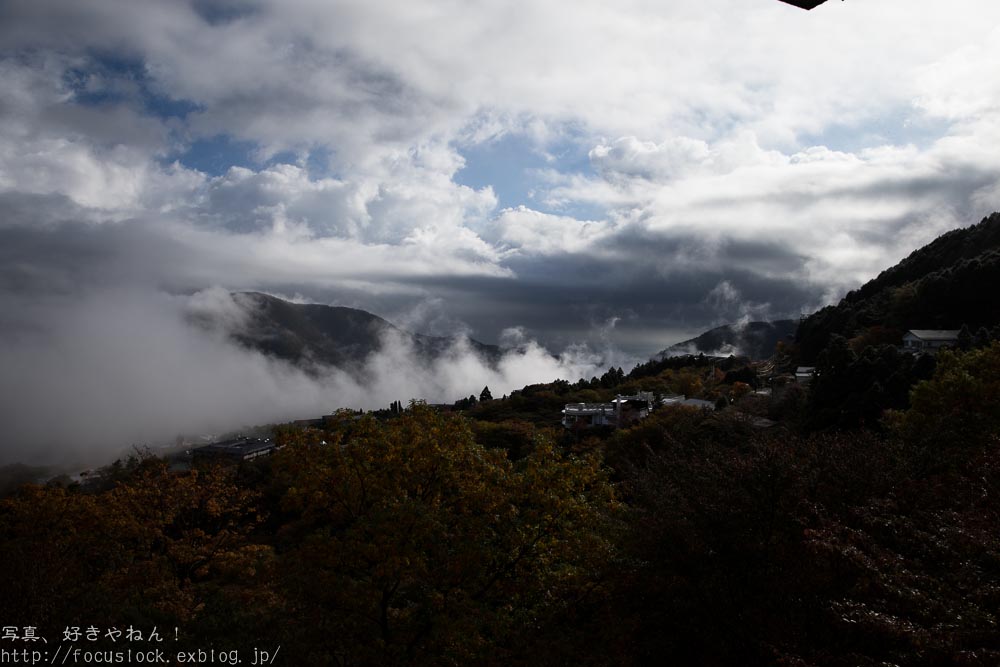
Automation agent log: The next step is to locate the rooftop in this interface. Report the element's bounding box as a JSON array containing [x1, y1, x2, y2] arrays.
[[906, 330, 960, 341], [661, 397, 715, 410], [195, 437, 274, 458], [562, 403, 615, 415]]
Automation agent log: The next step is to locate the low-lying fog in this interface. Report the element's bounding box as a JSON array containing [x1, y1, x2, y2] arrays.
[[0, 287, 635, 468]]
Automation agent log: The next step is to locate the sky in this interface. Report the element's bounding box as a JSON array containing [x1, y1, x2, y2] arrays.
[[3, 0, 1000, 463]]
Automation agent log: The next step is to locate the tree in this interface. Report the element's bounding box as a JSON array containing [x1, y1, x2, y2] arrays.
[[479, 385, 493, 402], [676, 370, 703, 399], [890, 341, 1000, 455], [729, 381, 752, 402], [958, 323, 973, 350], [269, 406, 621, 664], [0, 459, 266, 639], [974, 326, 992, 349]]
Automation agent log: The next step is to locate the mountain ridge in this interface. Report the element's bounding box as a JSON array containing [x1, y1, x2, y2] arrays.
[[655, 319, 798, 361], [210, 292, 502, 373], [796, 212, 1000, 362]]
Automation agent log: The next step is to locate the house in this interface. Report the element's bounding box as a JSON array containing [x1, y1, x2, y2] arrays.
[[562, 403, 616, 428], [193, 436, 276, 463], [291, 413, 355, 428], [562, 392, 655, 429], [679, 398, 716, 410], [660, 393, 686, 406], [613, 392, 654, 422], [661, 394, 715, 410], [902, 330, 960, 354], [795, 366, 816, 384]]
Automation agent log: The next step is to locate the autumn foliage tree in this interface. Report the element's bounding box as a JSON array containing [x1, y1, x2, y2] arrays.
[[0, 457, 266, 643], [889, 340, 1000, 454], [269, 405, 621, 665]]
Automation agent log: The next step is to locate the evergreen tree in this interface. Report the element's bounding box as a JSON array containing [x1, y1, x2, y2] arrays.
[[958, 324, 972, 350], [974, 326, 991, 349]]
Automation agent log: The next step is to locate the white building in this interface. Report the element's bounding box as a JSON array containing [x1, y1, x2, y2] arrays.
[[561, 403, 616, 428], [562, 392, 654, 428], [795, 366, 816, 384]]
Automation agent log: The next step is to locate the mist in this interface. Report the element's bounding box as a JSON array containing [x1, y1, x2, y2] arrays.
[[0, 286, 626, 468]]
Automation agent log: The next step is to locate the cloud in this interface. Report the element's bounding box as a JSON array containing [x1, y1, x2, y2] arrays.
[[704, 280, 771, 328], [0, 284, 613, 467], [485, 206, 612, 256], [590, 136, 718, 182], [4, 0, 1000, 461]]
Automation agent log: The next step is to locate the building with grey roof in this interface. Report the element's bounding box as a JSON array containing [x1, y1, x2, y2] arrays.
[[902, 330, 960, 354], [562, 392, 655, 429], [193, 436, 276, 463]]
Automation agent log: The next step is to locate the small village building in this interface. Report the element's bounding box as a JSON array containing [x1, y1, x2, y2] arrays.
[[193, 436, 276, 463], [613, 392, 654, 422], [660, 394, 686, 406], [562, 392, 655, 429], [678, 398, 716, 410], [660, 395, 716, 410], [561, 403, 617, 428], [902, 330, 960, 354], [795, 367, 816, 384], [291, 413, 351, 428]]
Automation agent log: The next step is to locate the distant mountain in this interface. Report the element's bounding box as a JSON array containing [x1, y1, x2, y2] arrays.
[[656, 320, 798, 361], [797, 212, 1000, 362], [201, 292, 501, 372]]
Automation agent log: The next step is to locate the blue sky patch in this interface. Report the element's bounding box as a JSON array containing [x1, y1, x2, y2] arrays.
[[455, 131, 606, 221], [802, 108, 950, 153], [175, 134, 258, 176], [65, 53, 200, 120]]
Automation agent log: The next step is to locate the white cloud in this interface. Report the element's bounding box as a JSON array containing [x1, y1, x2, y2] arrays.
[[0, 58, 188, 214], [0, 285, 610, 466], [486, 206, 612, 256], [4, 0, 1000, 459], [704, 280, 771, 328], [915, 25, 1000, 121]]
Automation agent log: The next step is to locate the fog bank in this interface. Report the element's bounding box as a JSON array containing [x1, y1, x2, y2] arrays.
[[0, 287, 627, 467]]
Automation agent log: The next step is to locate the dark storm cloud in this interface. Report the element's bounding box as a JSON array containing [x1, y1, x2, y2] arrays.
[[697, 164, 1000, 215], [414, 232, 822, 354], [0, 209, 818, 360]]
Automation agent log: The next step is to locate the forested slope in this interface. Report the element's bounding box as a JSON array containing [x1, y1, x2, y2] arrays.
[[797, 212, 1000, 362]]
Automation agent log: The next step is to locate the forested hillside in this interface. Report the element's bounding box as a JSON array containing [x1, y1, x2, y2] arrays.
[[656, 319, 797, 360], [3, 338, 1000, 665], [797, 212, 1000, 362]]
